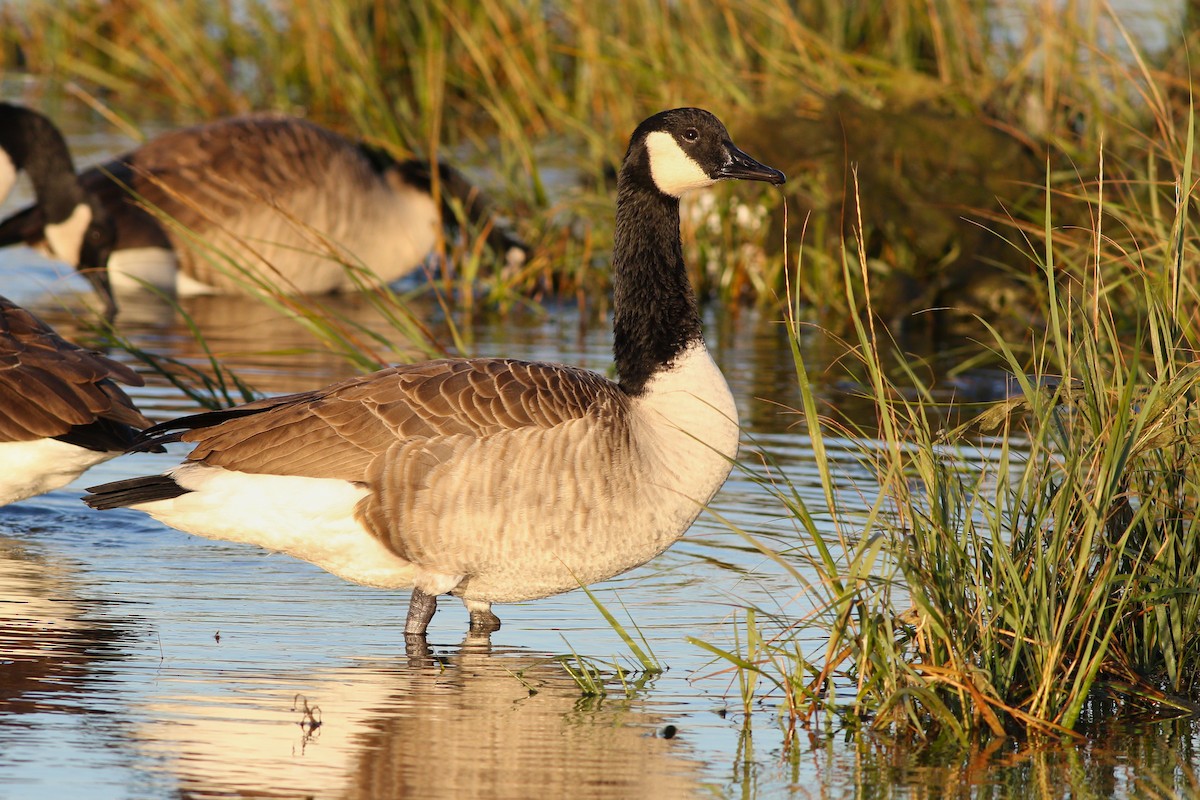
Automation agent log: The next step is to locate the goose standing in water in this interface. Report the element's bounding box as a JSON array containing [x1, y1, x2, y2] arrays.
[[0, 296, 155, 506], [0, 104, 529, 315], [83, 108, 785, 637]]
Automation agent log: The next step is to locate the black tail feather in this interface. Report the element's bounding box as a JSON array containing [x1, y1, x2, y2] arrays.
[[55, 418, 167, 454], [128, 405, 276, 452], [83, 475, 190, 510], [0, 204, 47, 247], [127, 429, 187, 453]]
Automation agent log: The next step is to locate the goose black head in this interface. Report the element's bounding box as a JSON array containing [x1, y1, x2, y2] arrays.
[[624, 108, 786, 198], [0, 103, 120, 316], [0, 200, 119, 319]]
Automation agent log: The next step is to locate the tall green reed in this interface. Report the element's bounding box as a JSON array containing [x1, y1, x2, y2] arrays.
[[7, 0, 1166, 309], [702, 119, 1200, 744]]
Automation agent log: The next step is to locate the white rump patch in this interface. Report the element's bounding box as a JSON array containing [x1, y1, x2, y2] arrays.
[[645, 131, 715, 198], [43, 202, 92, 266], [0, 149, 15, 205], [134, 464, 420, 589], [0, 438, 114, 507]]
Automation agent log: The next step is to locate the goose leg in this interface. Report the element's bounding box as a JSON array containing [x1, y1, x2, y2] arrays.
[[404, 635, 434, 664], [405, 588, 438, 636], [465, 599, 501, 633]]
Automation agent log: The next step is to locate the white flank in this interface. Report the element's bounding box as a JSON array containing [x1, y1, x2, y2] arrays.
[[645, 131, 715, 198], [0, 149, 15, 205], [0, 438, 114, 507], [135, 463, 427, 589], [42, 202, 92, 266], [107, 247, 181, 294], [161, 179, 441, 295]]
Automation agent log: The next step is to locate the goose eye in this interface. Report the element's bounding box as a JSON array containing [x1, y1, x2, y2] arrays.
[[683, 128, 699, 142]]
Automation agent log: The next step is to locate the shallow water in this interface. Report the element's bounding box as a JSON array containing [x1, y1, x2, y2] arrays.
[[2, 113, 1199, 800], [0, 287, 840, 800]]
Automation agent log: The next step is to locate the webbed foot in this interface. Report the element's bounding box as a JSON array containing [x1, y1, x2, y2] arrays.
[[466, 600, 501, 634]]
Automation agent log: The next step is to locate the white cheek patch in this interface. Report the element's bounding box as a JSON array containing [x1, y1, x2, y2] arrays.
[[43, 202, 92, 266], [0, 149, 15, 205], [645, 131, 715, 197]]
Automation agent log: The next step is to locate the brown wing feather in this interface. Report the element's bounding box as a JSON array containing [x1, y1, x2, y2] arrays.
[[83, 115, 380, 237], [182, 359, 628, 481], [80, 115, 409, 289], [0, 296, 151, 442]]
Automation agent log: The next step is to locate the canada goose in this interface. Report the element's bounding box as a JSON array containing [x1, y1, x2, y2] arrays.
[[83, 108, 785, 637], [0, 295, 156, 506], [0, 103, 117, 307], [0, 105, 529, 315]]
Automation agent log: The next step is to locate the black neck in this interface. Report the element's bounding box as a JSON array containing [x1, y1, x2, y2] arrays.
[[0, 104, 86, 222], [611, 169, 703, 396]]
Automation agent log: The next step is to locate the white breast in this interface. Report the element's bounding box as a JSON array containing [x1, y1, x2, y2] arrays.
[[631, 339, 740, 497], [349, 177, 442, 283]]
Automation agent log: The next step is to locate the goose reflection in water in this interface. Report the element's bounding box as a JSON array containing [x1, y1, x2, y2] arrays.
[[132, 640, 702, 799], [82, 290, 445, 397], [0, 526, 134, 715]]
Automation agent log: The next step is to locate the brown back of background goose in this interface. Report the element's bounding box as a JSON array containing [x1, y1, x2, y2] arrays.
[[0, 108, 529, 312]]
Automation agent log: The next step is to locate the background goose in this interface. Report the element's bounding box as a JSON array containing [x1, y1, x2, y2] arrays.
[[83, 108, 785, 637], [0, 103, 117, 306], [0, 105, 529, 314], [0, 295, 155, 506]]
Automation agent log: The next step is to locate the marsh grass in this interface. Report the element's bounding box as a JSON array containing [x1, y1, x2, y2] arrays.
[[578, 584, 661, 674], [696, 105, 1200, 744], [85, 239, 458, 408], [555, 636, 657, 698], [91, 292, 259, 411], [4, 0, 1176, 310]]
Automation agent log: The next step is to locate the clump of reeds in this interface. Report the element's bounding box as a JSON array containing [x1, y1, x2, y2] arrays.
[[4, 0, 1171, 310], [700, 81, 1200, 745]]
